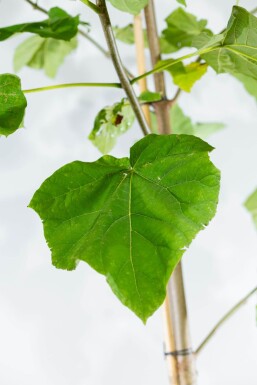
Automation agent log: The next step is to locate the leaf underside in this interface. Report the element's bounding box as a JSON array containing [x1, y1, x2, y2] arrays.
[[29, 135, 220, 322]]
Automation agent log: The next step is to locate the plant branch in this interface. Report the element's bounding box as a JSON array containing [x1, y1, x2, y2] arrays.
[[196, 285, 257, 355], [131, 50, 203, 85], [23, 0, 133, 79], [24, 0, 48, 14], [95, 0, 149, 136], [23, 82, 122, 94], [144, 0, 171, 135], [79, 0, 101, 14]]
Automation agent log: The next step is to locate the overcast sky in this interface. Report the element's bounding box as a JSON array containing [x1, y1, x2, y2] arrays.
[[0, 0, 257, 384]]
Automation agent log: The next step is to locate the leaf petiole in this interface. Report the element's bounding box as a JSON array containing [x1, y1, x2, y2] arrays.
[[79, 0, 102, 14], [23, 82, 122, 94]]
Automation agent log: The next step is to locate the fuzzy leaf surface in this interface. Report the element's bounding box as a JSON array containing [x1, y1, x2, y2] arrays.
[[29, 134, 220, 322], [0, 74, 27, 136], [0, 7, 79, 41]]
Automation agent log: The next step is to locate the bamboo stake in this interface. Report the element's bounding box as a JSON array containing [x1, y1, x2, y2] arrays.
[[144, 1, 196, 384], [163, 293, 179, 385], [133, 14, 151, 126]]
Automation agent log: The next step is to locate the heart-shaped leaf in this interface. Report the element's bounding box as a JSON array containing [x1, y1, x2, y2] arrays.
[[29, 134, 220, 322]]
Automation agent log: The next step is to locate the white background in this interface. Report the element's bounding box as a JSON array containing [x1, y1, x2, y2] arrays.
[[0, 0, 257, 384]]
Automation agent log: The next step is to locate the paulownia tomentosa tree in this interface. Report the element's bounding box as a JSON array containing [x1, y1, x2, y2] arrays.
[[1, 0, 257, 383]]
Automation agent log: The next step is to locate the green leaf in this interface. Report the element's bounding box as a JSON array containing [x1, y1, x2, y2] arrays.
[[171, 104, 225, 138], [139, 91, 162, 103], [160, 8, 210, 54], [200, 7, 257, 81], [108, 0, 148, 15], [113, 24, 148, 46], [164, 61, 208, 92], [113, 24, 135, 44], [29, 134, 220, 322], [177, 0, 187, 6], [0, 7, 79, 41], [244, 188, 257, 229], [150, 104, 225, 138], [0, 74, 27, 136], [234, 73, 257, 101], [14, 35, 77, 78], [192, 122, 225, 139], [89, 99, 135, 154]]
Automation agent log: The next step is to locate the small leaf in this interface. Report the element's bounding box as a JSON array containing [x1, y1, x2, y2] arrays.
[[139, 91, 162, 103], [160, 8, 210, 54], [0, 7, 79, 41], [0, 74, 27, 136], [14, 35, 77, 78], [113, 24, 135, 44], [164, 61, 208, 92], [244, 188, 257, 229], [150, 104, 224, 138], [113, 24, 148, 46], [108, 0, 148, 15], [177, 0, 187, 6], [193, 122, 225, 139], [29, 134, 220, 322], [89, 99, 135, 154]]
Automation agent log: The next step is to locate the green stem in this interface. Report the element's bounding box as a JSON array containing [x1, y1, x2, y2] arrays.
[[196, 285, 257, 355], [23, 82, 122, 94], [96, 0, 149, 136], [24, 0, 47, 14], [131, 50, 205, 85], [79, 0, 101, 14]]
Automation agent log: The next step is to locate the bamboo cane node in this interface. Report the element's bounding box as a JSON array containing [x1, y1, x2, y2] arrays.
[[164, 348, 194, 357]]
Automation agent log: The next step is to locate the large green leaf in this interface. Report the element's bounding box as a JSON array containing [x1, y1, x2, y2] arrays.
[[29, 134, 220, 322], [199, 7, 257, 81], [0, 74, 27, 136], [245, 188, 257, 229], [108, 0, 148, 15], [88, 99, 135, 154], [14, 35, 77, 78], [160, 8, 210, 54], [0, 7, 79, 41]]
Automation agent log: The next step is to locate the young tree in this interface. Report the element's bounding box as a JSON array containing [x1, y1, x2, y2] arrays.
[[0, 0, 257, 384]]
